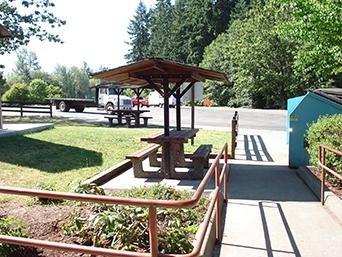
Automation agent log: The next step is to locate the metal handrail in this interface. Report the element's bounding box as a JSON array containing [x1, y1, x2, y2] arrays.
[[0, 143, 229, 257], [318, 144, 342, 205]]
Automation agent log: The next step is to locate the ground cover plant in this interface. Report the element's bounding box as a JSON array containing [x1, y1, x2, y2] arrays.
[[0, 116, 230, 202], [63, 184, 209, 254], [0, 216, 27, 256], [0, 184, 209, 256]]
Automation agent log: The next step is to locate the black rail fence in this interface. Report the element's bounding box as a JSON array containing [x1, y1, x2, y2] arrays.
[[1, 101, 53, 118]]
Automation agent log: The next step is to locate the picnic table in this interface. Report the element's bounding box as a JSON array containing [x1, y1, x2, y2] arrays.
[[107, 109, 150, 127], [141, 129, 199, 178]]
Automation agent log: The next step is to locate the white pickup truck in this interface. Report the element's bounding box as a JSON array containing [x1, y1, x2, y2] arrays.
[[50, 86, 132, 113]]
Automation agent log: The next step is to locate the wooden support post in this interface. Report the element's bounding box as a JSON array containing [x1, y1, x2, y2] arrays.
[[231, 117, 237, 159], [117, 88, 123, 125], [135, 88, 144, 127], [163, 80, 170, 136], [191, 85, 195, 145], [176, 88, 181, 131]]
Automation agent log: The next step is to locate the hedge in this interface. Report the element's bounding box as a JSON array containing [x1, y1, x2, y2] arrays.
[[306, 114, 342, 174]]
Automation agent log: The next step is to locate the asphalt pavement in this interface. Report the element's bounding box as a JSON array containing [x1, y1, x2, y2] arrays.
[[3, 106, 286, 131]]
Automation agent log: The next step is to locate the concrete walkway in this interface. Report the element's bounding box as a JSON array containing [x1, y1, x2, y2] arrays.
[[0, 123, 53, 138], [214, 130, 342, 257]]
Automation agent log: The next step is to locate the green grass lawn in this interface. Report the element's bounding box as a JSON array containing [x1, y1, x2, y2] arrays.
[[0, 117, 230, 201]]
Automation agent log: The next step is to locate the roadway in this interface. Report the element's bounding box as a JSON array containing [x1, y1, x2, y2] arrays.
[[3, 106, 287, 131]]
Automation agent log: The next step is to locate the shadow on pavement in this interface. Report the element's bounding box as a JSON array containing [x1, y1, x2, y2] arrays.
[[235, 135, 274, 162], [228, 163, 318, 202]]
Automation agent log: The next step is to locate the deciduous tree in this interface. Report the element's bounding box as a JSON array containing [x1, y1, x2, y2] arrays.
[[0, 0, 65, 55]]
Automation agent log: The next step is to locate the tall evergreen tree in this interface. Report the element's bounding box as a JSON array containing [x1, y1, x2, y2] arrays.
[[184, 0, 215, 65], [213, 0, 237, 35], [149, 0, 173, 59], [169, 0, 188, 63], [125, 1, 151, 63]]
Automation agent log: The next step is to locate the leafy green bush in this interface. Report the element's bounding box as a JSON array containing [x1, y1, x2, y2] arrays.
[[1, 79, 63, 103], [72, 182, 105, 195], [29, 182, 64, 205], [62, 184, 208, 254], [306, 114, 342, 176], [2, 83, 30, 102], [0, 216, 27, 256]]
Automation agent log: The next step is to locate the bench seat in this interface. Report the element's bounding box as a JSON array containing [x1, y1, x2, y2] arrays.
[[189, 144, 213, 179], [126, 144, 160, 177]]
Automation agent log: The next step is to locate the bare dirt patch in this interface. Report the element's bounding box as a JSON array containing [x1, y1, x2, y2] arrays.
[[0, 203, 101, 257]]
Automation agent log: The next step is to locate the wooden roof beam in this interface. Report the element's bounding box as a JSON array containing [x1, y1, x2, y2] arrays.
[[169, 79, 186, 98], [180, 82, 195, 98], [145, 78, 164, 96], [191, 72, 206, 82], [131, 73, 191, 80]]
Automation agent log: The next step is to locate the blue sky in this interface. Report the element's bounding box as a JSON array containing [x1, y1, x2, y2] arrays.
[[1, 0, 156, 75]]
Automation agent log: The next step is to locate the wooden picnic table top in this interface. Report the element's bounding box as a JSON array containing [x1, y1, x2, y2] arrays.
[[141, 129, 199, 143]]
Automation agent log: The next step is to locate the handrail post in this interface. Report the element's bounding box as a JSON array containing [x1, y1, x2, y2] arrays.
[[320, 146, 326, 205], [215, 162, 220, 242], [20, 102, 23, 117], [224, 144, 228, 203], [149, 206, 158, 257]]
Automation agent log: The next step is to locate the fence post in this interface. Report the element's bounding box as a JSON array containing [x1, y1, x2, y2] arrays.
[[231, 117, 237, 159], [224, 144, 228, 203], [20, 103, 23, 117], [149, 206, 158, 257], [49, 103, 53, 118], [320, 146, 326, 205]]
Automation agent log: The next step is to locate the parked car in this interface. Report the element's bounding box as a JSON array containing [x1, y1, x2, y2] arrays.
[[131, 96, 149, 107]]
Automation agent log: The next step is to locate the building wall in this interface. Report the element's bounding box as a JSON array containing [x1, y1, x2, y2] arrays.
[[288, 92, 342, 168]]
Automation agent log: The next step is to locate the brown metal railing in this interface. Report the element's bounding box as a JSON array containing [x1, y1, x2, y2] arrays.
[[318, 144, 342, 205], [1, 101, 53, 118], [231, 111, 239, 159], [0, 143, 229, 257]]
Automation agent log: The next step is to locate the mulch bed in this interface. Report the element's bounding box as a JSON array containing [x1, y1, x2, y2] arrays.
[[0, 203, 104, 257], [308, 166, 342, 199]]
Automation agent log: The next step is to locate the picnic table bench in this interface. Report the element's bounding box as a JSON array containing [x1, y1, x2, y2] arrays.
[[126, 144, 160, 177], [189, 144, 212, 179]]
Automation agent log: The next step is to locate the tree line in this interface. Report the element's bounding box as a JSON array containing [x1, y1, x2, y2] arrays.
[[1, 48, 96, 102], [125, 0, 341, 109]]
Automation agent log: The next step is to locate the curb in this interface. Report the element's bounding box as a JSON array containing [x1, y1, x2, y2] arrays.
[[198, 192, 224, 257], [296, 166, 342, 224], [84, 160, 132, 185]]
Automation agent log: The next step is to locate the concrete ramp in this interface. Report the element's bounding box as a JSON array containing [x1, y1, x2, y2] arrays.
[[215, 130, 342, 257]]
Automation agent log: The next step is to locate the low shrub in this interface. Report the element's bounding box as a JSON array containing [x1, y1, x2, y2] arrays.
[[62, 184, 208, 254], [72, 182, 105, 196], [29, 182, 64, 205], [306, 114, 342, 183], [0, 216, 27, 256]]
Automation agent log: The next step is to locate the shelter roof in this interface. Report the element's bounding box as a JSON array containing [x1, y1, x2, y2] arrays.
[[0, 24, 11, 38], [313, 88, 342, 105], [91, 58, 228, 88]]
